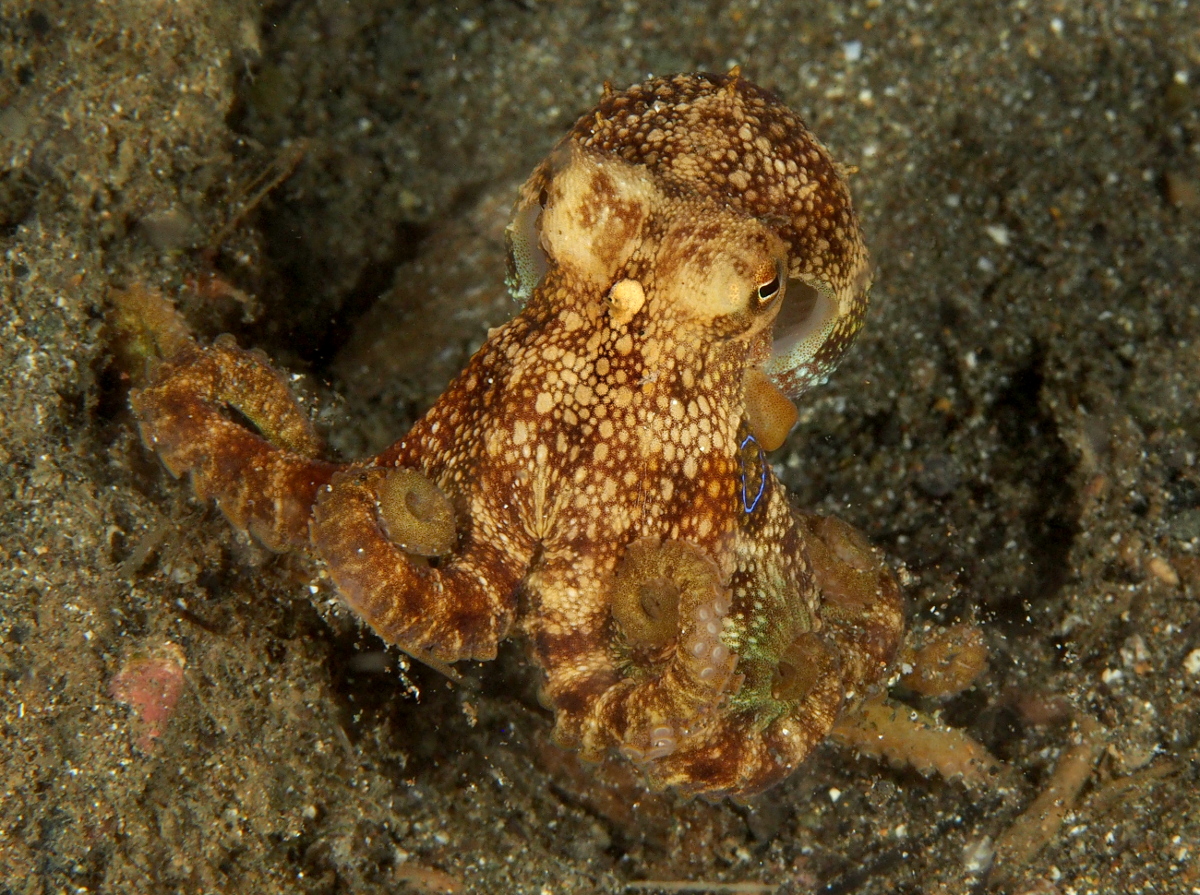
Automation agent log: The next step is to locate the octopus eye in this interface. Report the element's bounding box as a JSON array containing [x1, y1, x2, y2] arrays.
[[756, 271, 781, 306], [753, 261, 783, 308]]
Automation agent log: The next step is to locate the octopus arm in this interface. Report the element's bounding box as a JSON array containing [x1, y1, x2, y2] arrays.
[[797, 512, 905, 699], [130, 337, 337, 553], [523, 542, 736, 767], [310, 467, 522, 663]]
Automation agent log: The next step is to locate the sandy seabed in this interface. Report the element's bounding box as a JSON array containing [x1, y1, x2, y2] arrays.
[[1, 2, 1198, 893]]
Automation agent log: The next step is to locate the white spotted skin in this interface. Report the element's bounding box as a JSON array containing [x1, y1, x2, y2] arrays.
[[362, 75, 901, 795], [130, 73, 901, 798]]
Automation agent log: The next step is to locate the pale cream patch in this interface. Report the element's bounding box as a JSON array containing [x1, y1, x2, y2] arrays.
[[538, 145, 657, 290], [607, 278, 646, 327]]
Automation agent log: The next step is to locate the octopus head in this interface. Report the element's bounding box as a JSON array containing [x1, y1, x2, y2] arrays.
[[506, 71, 872, 400]]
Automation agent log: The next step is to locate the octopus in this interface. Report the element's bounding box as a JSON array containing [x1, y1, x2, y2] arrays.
[[122, 71, 994, 797]]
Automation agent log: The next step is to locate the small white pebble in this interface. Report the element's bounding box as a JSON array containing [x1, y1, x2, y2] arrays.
[[1183, 649, 1200, 676], [843, 41, 862, 63], [985, 223, 1011, 246], [963, 836, 995, 874], [828, 787, 842, 803], [1147, 556, 1180, 587], [1050, 17, 1064, 36]]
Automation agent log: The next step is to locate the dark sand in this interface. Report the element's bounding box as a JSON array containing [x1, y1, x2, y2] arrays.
[[2, 1, 1198, 892]]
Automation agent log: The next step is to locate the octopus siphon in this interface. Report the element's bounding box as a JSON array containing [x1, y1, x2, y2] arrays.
[[123, 71, 997, 797]]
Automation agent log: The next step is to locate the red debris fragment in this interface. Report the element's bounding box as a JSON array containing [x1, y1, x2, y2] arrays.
[[110, 641, 187, 750]]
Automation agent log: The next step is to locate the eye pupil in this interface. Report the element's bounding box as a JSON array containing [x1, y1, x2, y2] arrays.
[[757, 275, 781, 303]]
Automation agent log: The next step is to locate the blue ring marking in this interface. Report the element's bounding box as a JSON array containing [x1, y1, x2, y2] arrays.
[[739, 434, 767, 513]]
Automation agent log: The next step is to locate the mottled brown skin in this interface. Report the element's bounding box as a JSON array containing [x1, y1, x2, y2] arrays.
[[130, 72, 905, 797]]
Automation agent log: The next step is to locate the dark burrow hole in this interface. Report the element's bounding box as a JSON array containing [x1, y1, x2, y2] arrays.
[[243, 212, 430, 372], [326, 629, 467, 763], [209, 13, 437, 379], [325, 633, 544, 785], [977, 348, 1079, 628]]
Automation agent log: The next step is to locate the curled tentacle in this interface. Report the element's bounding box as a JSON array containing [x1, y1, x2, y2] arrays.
[[130, 337, 335, 552], [771, 632, 841, 704], [583, 538, 738, 764], [901, 623, 989, 698], [831, 700, 1007, 789], [650, 620, 848, 795], [799, 512, 904, 702], [374, 467, 457, 557], [310, 467, 519, 663], [108, 285, 195, 383], [630, 629, 846, 795]]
